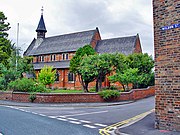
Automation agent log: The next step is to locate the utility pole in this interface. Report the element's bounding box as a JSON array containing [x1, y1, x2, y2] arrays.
[[16, 23, 19, 70]]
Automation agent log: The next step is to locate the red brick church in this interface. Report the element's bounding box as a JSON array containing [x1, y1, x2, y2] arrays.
[[24, 11, 142, 89]]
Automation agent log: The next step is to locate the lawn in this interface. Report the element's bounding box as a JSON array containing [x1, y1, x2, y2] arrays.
[[50, 89, 84, 93]]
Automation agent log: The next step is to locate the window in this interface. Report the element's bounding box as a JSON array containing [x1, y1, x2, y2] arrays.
[[55, 70, 60, 82], [40, 56, 44, 62], [51, 54, 56, 61], [68, 72, 75, 82], [62, 53, 69, 60]]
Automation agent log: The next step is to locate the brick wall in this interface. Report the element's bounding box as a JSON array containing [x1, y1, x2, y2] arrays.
[[0, 86, 155, 103], [153, 0, 180, 131]]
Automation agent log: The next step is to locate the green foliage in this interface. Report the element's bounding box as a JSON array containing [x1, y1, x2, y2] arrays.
[[0, 11, 10, 38], [8, 78, 47, 92], [0, 63, 20, 89], [29, 92, 36, 103], [80, 53, 114, 92], [126, 53, 154, 88], [70, 45, 96, 92], [109, 68, 139, 91], [8, 78, 35, 92], [38, 65, 55, 86], [70, 45, 96, 74], [0, 11, 15, 66], [98, 90, 120, 100]]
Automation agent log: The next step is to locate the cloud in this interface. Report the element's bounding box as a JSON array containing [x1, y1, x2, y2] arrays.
[[0, 0, 154, 56]]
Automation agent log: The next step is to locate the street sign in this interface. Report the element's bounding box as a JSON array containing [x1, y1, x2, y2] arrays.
[[161, 23, 180, 31]]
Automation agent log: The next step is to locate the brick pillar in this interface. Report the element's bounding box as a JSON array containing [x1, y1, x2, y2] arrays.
[[153, 0, 180, 131]]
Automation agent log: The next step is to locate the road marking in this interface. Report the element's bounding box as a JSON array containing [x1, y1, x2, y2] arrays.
[[0, 133, 3, 135], [69, 121, 81, 124], [57, 118, 68, 121], [99, 109, 155, 135], [48, 116, 57, 119], [67, 118, 78, 121], [79, 120, 91, 123], [62, 110, 108, 117], [38, 114, 46, 117], [83, 124, 97, 129], [31, 112, 38, 115], [94, 123, 107, 127]]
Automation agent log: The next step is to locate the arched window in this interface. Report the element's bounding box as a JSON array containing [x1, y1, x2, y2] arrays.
[[55, 70, 60, 81], [68, 72, 75, 82]]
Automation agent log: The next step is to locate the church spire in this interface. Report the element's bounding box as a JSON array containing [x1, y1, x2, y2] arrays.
[[36, 7, 47, 38]]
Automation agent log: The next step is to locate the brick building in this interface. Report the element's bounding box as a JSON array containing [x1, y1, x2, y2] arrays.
[[24, 11, 142, 89], [153, 0, 180, 131]]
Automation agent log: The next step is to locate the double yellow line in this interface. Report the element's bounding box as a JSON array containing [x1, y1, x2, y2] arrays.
[[99, 109, 154, 135]]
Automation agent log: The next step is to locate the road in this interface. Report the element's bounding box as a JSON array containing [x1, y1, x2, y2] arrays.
[[0, 96, 154, 135]]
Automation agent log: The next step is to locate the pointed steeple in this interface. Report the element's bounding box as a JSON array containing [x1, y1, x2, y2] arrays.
[[36, 7, 47, 38]]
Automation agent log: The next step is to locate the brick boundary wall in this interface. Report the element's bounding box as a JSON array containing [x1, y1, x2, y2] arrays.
[[0, 86, 154, 103], [153, 0, 180, 131]]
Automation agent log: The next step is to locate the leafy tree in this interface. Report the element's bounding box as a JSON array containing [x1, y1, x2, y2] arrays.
[[0, 51, 34, 90], [70, 45, 96, 92], [126, 53, 154, 88], [80, 53, 114, 92], [38, 65, 55, 87], [0, 11, 15, 66], [109, 68, 139, 91]]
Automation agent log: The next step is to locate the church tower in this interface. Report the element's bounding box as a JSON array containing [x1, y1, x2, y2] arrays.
[[36, 7, 47, 38]]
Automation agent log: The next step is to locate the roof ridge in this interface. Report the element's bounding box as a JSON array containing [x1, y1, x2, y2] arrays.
[[45, 29, 96, 39], [100, 35, 137, 41]]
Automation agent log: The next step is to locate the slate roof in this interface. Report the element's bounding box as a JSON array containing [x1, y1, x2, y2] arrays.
[[33, 61, 70, 70], [25, 29, 96, 56], [95, 35, 137, 55], [36, 15, 47, 32]]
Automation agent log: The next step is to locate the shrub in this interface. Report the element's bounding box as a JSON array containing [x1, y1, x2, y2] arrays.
[[8, 78, 35, 92], [29, 92, 36, 103], [8, 78, 47, 93], [98, 90, 120, 101]]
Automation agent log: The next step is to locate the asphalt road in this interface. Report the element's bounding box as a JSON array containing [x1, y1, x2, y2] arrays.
[[0, 96, 155, 135]]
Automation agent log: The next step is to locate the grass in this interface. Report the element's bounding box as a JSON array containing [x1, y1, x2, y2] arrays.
[[50, 89, 84, 93]]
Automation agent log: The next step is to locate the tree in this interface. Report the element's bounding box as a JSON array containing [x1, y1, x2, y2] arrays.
[[0, 11, 15, 66], [70, 45, 96, 92], [80, 53, 114, 92], [0, 52, 34, 90], [109, 68, 139, 91], [38, 65, 55, 87], [126, 53, 154, 88]]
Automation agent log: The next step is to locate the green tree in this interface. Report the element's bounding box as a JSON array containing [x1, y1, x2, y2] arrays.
[[38, 65, 55, 87], [80, 53, 114, 92], [0, 52, 34, 90], [70, 45, 96, 92], [0, 11, 15, 66], [126, 53, 154, 88], [109, 68, 139, 91]]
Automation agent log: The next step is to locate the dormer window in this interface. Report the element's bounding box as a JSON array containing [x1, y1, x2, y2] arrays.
[[62, 53, 69, 60], [51, 54, 56, 61]]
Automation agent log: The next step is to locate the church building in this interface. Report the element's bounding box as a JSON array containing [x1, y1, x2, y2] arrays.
[[24, 10, 142, 89]]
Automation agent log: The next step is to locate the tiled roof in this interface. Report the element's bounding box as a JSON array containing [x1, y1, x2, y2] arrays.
[[95, 35, 137, 55], [36, 15, 47, 32], [33, 61, 70, 70], [26, 29, 96, 56]]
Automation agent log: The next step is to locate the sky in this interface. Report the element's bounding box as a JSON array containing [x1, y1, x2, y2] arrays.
[[0, 0, 154, 56]]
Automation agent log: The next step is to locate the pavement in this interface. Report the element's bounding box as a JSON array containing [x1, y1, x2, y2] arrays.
[[0, 99, 179, 135], [116, 112, 180, 135], [0, 99, 134, 108]]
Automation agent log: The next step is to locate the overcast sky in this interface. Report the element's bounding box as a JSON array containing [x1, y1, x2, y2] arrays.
[[0, 0, 154, 56]]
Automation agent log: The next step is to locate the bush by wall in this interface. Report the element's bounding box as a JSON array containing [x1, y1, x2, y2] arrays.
[[98, 90, 120, 100], [8, 78, 47, 93]]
